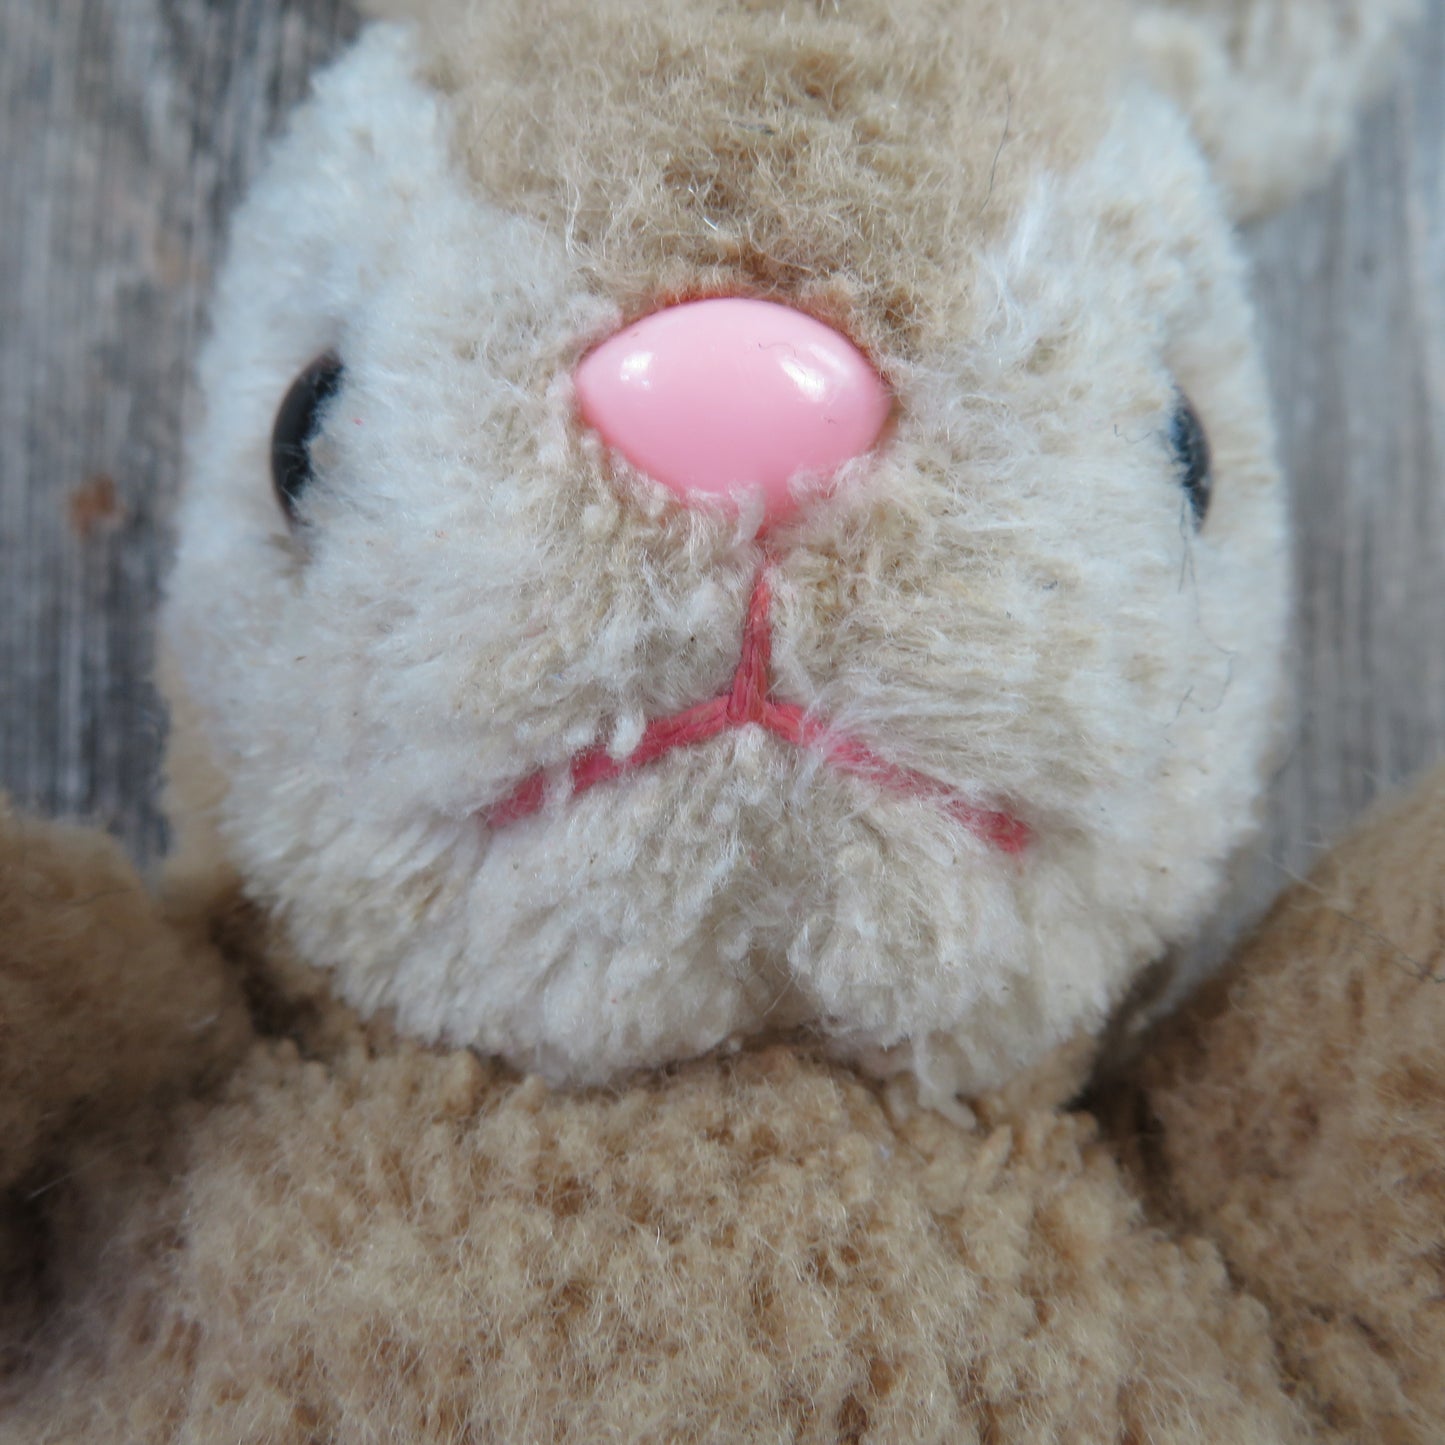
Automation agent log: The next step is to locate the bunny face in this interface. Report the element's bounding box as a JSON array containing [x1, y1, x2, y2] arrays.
[[165, 3, 1288, 1101]]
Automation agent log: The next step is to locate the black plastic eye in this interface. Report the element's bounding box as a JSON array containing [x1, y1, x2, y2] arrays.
[[271, 351, 344, 521], [1169, 392, 1212, 526]]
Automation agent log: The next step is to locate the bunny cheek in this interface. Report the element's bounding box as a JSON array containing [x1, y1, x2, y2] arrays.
[[164, 25, 1287, 1106]]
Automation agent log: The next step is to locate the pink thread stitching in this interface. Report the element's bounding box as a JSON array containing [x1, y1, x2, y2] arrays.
[[485, 568, 1031, 854]]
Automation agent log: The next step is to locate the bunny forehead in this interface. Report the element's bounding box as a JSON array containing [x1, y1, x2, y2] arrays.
[[365, 0, 1127, 349]]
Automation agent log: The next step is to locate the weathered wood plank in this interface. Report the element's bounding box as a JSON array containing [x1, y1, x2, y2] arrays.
[[0, 0, 355, 860], [1, 0, 1442, 883], [1250, 7, 1445, 882]]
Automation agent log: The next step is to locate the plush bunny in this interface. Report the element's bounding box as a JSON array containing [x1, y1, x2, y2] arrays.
[[2, 2, 1439, 1440]]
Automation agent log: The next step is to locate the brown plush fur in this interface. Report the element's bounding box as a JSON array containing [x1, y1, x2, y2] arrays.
[[1125, 765, 1445, 1442], [377, 0, 1123, 355], [2, 772, 1443, 1440], [0, 799, 246, 1194]]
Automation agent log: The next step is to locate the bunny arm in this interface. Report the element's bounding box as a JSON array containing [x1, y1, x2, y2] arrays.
[[1133, 0, 1423, 219], [1121, 764, 1445, 1441], [0, 800, 249, 1194]]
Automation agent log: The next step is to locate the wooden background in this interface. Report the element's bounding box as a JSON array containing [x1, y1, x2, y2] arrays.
[[1, 1, 1443, 888]]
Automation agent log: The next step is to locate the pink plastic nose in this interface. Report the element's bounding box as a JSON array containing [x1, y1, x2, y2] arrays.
[[575, 297, 891, 523]]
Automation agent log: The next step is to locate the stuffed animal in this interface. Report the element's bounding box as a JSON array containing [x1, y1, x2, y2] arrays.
[[2, 1, 1439, 1439]]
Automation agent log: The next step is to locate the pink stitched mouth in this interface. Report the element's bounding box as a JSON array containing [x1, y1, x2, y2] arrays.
[[485, 567, 1032, 855]]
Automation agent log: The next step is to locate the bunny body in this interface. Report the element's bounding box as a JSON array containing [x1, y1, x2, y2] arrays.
[[2, 3, 1440, 1440]]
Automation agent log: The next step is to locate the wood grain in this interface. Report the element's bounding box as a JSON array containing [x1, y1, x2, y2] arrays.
[[1251, 7, 1445, 882], [0, 0, 355, 861], [1, 0, 1442, 880]]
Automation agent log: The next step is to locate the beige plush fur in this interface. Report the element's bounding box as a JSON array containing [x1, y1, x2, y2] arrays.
[[3, 1, 1438, 1440], [163, 2, 1295, 1106]]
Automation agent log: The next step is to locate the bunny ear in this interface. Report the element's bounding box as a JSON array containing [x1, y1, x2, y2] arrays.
[[1133, 0, 1422, 221]]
